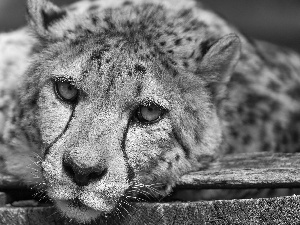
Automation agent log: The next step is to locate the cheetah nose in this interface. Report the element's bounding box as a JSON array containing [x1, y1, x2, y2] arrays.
[[62, 155, 108, 186]]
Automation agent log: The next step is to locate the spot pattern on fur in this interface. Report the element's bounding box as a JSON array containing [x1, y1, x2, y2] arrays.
[[0, 0, 300, 223]]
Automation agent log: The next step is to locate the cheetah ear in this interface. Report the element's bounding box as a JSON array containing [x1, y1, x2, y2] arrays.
[[198, 34, 241, 101], [26, 0, 67, 39]]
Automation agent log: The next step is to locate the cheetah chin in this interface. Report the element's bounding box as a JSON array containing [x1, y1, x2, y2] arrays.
[[56, 200, 103, 223]]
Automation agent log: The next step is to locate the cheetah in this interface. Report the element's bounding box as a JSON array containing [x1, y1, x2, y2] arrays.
[[0, 0, 300, 223]]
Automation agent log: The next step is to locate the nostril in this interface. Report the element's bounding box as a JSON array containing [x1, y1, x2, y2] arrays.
[[74, 173, 90, 186], [63, 162, 75, 178], [88, 168, 108, 182]]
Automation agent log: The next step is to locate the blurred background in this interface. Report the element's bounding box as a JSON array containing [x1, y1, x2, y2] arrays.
[[0, 0, 299, 52]]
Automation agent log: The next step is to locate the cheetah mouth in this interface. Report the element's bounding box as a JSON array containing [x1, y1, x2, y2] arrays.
[[46, 178, 129, 209], [56, 192, 116, 212], [67, 197, 89, 210], [56, 199, 104, 223], [49, 182, 126, 219], [65, 196, 112, 210]]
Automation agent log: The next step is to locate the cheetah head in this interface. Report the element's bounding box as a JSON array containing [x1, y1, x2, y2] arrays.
[[19, 0, 240, 223]]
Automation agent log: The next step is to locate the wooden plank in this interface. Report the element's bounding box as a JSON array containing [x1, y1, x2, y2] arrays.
[[176, 152, 300, 189], [0, 174, 25, 190], [2, 152, 300, 190], [0, 152, 299, 224], [0, 192, 7, 206], [1, 195, 300, 224]]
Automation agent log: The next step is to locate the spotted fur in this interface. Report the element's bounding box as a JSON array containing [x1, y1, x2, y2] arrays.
[[0, 0, 300, 223]]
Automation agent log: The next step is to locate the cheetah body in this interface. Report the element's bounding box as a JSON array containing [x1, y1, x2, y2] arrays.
[[0, 0, 300, 223]]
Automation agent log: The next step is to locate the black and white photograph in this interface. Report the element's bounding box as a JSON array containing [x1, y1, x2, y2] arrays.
[[0, 0, 300, 224]]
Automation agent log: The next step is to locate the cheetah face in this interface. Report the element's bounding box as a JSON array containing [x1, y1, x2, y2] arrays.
[[33, 41, 197, 222], [26, 47, 182, 222], [21, 0, 240, 222]]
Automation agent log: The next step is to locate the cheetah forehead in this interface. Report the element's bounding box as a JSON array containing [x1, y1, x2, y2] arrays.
[[47, 38, 175, 109], [36, 0, 227, 74]]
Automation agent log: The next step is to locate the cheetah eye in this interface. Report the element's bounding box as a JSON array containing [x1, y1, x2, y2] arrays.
[[135, 103, 165, 124], [54, 81, 79, 103]]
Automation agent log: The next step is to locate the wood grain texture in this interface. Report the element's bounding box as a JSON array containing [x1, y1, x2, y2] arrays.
[[0, 192, 7, 206], [176, 152, 300, 189], [1, 152, 300, 190], [1, 152, 300, 224], [0, 174, 25, 190], [1, 195, 300, 225]]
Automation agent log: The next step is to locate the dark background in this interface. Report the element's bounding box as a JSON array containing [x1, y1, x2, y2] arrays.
[[0, 0, 299, 52]]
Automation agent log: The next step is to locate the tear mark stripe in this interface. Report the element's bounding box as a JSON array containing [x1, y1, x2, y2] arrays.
[[121, 120, 135, 181], [44, 106, 76, 158], [172, 128, 190, 158]]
